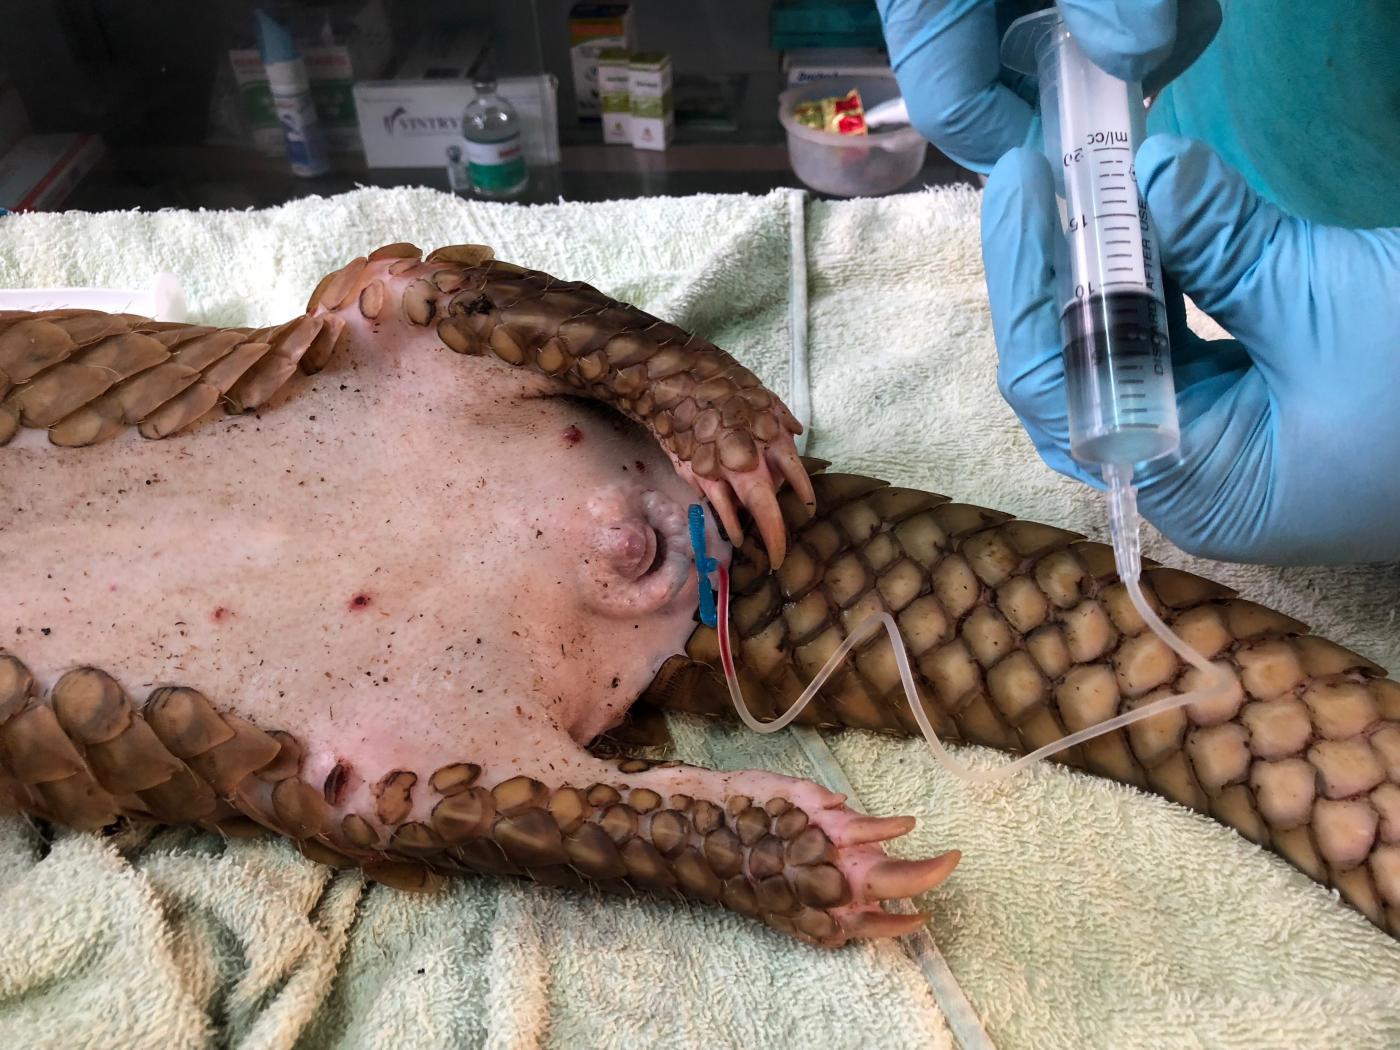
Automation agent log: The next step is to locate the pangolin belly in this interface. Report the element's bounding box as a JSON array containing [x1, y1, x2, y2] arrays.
[[1, 241, 1397, 947]]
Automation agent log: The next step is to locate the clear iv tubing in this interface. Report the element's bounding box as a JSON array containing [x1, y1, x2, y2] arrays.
[[712, 465, 1232, 785], [714, 490, 1233, 783]]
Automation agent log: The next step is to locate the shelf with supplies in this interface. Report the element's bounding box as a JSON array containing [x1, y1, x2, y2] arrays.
[[3, 0, 975, 213], [61, 130, 968, 213]]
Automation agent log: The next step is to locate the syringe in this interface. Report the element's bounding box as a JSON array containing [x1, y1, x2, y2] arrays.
[[1002, 7, 1179, 475], [708, 8, 1233, 786], [997, 7, 1232, 750]]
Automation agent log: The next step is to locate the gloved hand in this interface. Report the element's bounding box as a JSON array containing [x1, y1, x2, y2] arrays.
[[876, 0, 1221, 173], [981, 134, 1400, 565]]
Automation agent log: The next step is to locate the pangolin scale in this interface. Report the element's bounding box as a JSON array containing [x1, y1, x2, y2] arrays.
[[0, 241, 1395, 946]]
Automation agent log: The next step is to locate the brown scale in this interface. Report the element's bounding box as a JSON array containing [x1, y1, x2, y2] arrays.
[[0, 307, 347, 448], [0, 652, 869, 947], [641, 466, 1400, 939], [5, 243, 1400, 943]]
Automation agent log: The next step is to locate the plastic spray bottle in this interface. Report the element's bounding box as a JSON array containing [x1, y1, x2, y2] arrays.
[[255, 8, 330, 177]]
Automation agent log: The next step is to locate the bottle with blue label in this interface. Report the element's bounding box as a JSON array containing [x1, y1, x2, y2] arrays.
[[461, 78, 528, 199], [255, 8, 330, 178]]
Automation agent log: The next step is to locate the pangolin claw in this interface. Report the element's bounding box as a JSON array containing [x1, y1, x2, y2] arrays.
[[842, 909, 930, 940], [701, 476, 746, 552], [681, 428, 810, 568], [773, 443, 818, 516], [737, 475, 787, 569], [840, 813, 918, 845], [864, 852, 961, 901]]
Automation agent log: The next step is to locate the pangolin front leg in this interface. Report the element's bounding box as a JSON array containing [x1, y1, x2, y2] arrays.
[[0, 244, 812, 567], [0, 654, 956, 947], [647, 467, 1400, 939], [306, 243, 815, 566]]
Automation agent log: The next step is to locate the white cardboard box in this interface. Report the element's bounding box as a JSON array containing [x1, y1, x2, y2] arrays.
[[0, 133, 104, 212], [781, 47, 892, 86], [353, 75, 559, 168], [597, 47, 631, 144], [628, 53, 673, 152]]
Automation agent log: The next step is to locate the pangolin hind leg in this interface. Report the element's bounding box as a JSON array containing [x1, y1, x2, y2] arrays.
[[647, 465, 1400, 939], [0, 653, 956, 947]]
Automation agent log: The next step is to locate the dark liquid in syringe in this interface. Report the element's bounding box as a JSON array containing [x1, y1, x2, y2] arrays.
[[1060, 290, 1178, 466]]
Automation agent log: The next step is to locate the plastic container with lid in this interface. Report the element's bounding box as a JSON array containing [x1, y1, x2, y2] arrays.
[[777, 76, 927, 197]]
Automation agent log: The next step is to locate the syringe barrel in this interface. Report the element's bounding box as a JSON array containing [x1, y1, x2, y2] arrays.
[[1007, 12, 1181, 470]]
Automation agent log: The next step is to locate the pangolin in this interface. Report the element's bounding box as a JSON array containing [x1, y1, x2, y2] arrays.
[[0, 241, 1396, 948]]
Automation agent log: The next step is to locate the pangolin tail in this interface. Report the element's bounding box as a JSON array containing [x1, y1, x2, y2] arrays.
[[644, 462, 1400, 938]]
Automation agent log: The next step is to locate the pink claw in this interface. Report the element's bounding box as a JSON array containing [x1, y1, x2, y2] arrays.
[[837, 814, 917, 846], [701, 476, 745, 549], [772, 444, 817, 516], [842, 909, 929, 940], [863, 852, 961, 901], [729, 468, 787, 568]]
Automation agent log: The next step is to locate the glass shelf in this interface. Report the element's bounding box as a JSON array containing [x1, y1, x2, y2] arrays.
[[63, 138, 970, 211], [5, 0, 975, 213]]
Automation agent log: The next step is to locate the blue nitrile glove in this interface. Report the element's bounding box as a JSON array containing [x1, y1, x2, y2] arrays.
[[876, 0, 1221, 174], [981, 135, 1400, 565]]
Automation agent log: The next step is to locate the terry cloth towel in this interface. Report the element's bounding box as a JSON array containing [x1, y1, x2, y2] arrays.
[[0, 183, 1394, 1050]]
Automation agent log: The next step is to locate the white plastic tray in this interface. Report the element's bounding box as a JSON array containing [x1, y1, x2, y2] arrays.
[[0, 273, 187, 322]]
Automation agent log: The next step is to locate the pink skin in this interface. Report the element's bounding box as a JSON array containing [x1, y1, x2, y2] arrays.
[[0, 257, 956, 944], [581, 487, 702, 618]]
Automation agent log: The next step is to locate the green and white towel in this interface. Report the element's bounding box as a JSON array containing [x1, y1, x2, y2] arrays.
[[0, 183, 1396, 1050]]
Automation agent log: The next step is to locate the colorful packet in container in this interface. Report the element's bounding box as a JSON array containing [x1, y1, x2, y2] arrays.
[[792, 88, 866, 135], [825, 89, 867, 135]]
